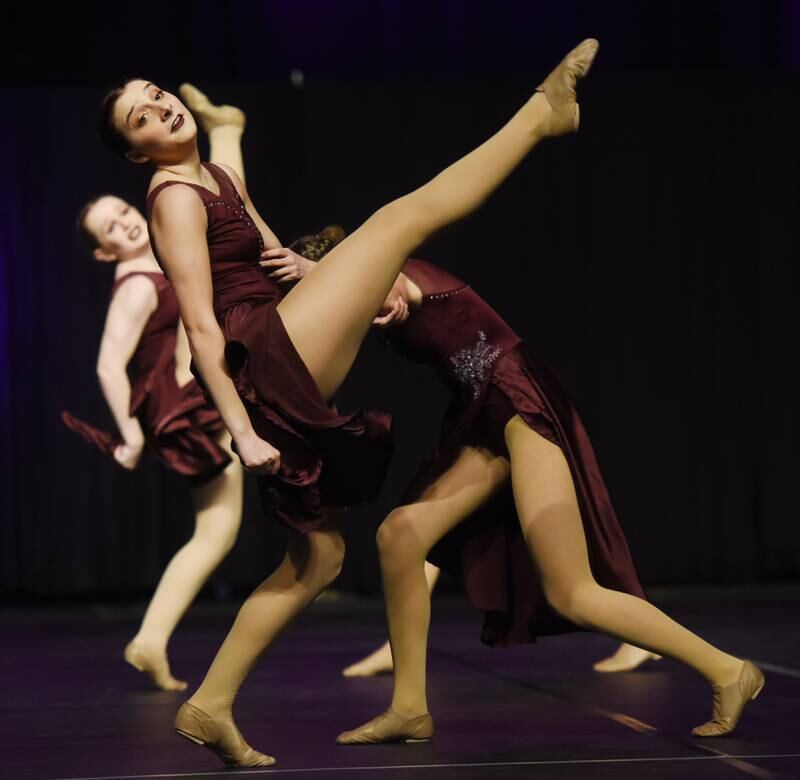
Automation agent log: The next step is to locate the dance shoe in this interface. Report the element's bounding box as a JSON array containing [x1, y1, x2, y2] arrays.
[[337, 709, 433, 745], [535, 38, 599, 136], [174, 701, 275, 767], [692, 660, 765, 737]]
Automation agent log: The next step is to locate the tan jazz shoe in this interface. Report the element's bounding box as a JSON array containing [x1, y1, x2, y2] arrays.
[[174, 701, 275, 767], [535, 38, 600, 136], [124, 641, 187, 691], [692, 660, 765, 737], [337, 708, 434, 745], [178, 83, 246, 133]]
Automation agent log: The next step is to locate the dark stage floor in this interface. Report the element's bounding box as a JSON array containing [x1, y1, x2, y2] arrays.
[[2, 585, 799, 780]]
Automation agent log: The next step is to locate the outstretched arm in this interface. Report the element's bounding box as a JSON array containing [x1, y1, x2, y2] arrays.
[[149, 184, 280, 475], [96, 275, 157, 468]]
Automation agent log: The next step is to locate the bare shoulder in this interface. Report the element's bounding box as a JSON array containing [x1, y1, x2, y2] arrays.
[[112, 274, 158, 314], [150, 182, 206, 223]]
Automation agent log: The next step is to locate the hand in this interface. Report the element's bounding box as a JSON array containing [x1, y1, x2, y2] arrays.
[[114, 440, 144, 470], [234, 430, 282, 475], [373, 292, 409, 328], [259, 247, 314, 283]]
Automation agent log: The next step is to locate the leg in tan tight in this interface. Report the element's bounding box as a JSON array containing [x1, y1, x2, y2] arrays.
[[337, 448, 509, 744], [504, 416, 762, 734], [504, 416, 741, 684], [276, 40, 599, 401], [341, 563, 440, 678], [126, 435, 243, 690], [176, 513, 346, 765]]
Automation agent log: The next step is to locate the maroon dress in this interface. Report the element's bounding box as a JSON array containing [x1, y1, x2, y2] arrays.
[[385, 259, 646, 647], [146, 163, 392, 531], [62, 271, 230, 485]]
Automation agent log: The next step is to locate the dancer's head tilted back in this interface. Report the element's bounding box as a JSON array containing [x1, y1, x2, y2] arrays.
[[99, 79, 198, 165], [77, 196, 150, 263]]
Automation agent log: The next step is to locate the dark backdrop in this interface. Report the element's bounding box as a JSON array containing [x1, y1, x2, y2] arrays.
[[2, 1, 800, 599]]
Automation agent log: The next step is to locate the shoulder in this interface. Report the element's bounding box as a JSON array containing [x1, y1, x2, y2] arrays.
[[149, 182, 207, 224], [112, 275, 159, 315]]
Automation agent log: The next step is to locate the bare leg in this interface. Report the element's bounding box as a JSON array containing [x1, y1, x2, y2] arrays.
[[593, 643, 661, 673], [126, 435, 243, 691], [180, 83, 247, 183], [176, 514, 345, 765], [337, 448, 509, 744], [278, 40, 599, 401], [504, 416, 761, 734], [342, 563, 440, 678]]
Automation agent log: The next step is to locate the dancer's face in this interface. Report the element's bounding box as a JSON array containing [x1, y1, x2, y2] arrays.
[[84, 196, 150, 263], [112, 80, 198, 164]]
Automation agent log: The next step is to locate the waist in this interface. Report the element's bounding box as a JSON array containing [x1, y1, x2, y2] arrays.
[[212, 264, 282, 317]]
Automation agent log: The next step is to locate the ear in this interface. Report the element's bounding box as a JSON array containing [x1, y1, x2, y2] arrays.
[[93, 247, 118, 263], [125, 149, 149, 164]]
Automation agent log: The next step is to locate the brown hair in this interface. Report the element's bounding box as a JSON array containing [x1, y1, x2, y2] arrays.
[[97, 79, 142, 159], [75, 198, 102, 251]]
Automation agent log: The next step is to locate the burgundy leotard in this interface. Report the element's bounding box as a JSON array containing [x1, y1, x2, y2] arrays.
[[63, 271, 229, 484], [146, 163, 392, 530]]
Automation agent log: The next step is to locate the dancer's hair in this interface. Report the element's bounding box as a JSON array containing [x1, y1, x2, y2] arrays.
[[98, 78, 142, 159], [76, 198, 102, 251]]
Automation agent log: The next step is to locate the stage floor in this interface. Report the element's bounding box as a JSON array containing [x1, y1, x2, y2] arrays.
[[2, 585, 799, 779]]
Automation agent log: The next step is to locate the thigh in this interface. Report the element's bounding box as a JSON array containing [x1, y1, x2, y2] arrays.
[[385, 445, 511, 556], [504, 415, 594, 587], [277, 206, 418, 400]]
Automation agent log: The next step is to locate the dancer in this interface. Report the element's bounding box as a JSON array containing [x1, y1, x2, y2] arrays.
[[98, 41, 682, 768], [64, 87, 249, 691], [332, 284, 762, 739]]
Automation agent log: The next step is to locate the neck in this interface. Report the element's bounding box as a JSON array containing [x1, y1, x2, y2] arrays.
[[155, 146, 207, 183]]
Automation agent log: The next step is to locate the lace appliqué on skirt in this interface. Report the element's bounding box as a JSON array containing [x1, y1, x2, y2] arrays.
[[448, 331, 502, 399]]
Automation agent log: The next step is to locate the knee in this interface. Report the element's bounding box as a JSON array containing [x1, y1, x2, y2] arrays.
[[376, 506, 427, 566], [311, 531, 346, 587]]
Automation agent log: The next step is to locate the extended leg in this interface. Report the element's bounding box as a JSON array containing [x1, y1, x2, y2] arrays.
[[278, 41, 599, 400], [504, 415, 763, 736]]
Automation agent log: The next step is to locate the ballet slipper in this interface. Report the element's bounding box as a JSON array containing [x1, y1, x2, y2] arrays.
[[178, 83, 246, 133], [342, 642, 394, 677], [337, 708, 433, 745], [692, 660, 765, 737], [124, 641, 187, 691], [593, 643, 662, 673], [174, 701, 275, 767], [534, 38, 600, 137]]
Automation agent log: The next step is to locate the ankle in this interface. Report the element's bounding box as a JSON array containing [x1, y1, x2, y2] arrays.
[[710, 656, 745, 687], [188, 693, 234, 720], [390, 699, 428, 719], [128, 635, 167, 655]]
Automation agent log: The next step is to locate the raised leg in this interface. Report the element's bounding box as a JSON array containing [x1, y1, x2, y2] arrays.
[[126, 435, 243, 690], [337, 447, 509, 744], [278, 40, 599, 401]]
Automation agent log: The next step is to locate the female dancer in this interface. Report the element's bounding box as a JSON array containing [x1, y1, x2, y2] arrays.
[[327, 259, 760, 746], [97, 40, 685, 767], [64, 87, 251, 691]]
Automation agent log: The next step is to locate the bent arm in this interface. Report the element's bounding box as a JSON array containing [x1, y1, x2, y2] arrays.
[[96, 276, 157, 447]]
